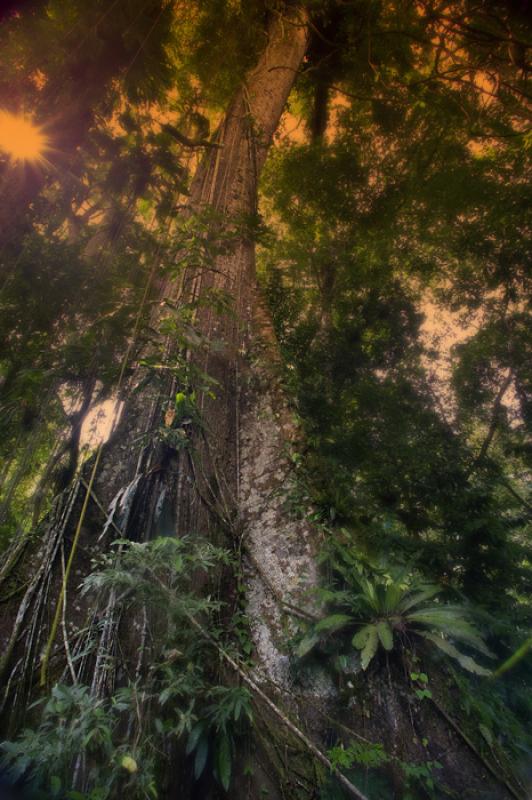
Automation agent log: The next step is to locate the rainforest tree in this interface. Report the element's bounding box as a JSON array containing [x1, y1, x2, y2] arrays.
[[0, 2, 530, 799]]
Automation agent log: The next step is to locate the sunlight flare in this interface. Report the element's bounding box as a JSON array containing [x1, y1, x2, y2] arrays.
[[0, 110, 48, 163]]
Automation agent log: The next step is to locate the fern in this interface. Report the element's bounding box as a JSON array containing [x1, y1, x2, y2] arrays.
[[298, 559, 493, 674]]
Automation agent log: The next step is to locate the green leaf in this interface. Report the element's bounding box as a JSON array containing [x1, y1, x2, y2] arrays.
[[296, 633, 320, 658], [359, 625, 379, 670], [359, 577, 379, 612], [315, 613, 353, 633], [215, 734, 232, 791], [376, 621, 394, 651], [397, 586, 440, 613], [352, 624, 372, 650], [194, 736, 209, 780], [186, 723, 205, 755], [408, 607, 493, 656], [479, 724, 493, 746], [383, 581, 407, 613], [420, 632, 492, 676]]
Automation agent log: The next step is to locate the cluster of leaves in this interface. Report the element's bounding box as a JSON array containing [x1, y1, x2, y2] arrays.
[[261, 131, 531, 602], [1, 680, 253, 800], [1, 536, 253, 798], [1, 683, 159, 800], [185, 685, 253, 791], [261, 0, 531, 605], [297, 542, 493, 675], [328, 738, 443, 800]]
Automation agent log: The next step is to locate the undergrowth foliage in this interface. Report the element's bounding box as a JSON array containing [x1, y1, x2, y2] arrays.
[[1, 537, 252, 799]]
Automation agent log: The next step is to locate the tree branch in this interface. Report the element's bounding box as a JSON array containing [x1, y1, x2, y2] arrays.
[[471, 370, 513, 471]]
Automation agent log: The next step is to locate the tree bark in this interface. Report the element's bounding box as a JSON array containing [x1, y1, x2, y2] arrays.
[[0, 8, 329, 795]]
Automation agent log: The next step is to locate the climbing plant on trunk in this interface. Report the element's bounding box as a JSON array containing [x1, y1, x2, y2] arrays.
[[0, 8, 328, 797]]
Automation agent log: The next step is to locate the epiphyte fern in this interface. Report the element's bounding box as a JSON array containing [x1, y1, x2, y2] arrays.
[[297, 561, 494, 674]]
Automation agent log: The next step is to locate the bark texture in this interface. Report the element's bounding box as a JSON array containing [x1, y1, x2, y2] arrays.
[[0, 7, 327, 793]]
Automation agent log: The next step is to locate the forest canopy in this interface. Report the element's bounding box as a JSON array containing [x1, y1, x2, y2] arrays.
[[0, 2, 530, 799]]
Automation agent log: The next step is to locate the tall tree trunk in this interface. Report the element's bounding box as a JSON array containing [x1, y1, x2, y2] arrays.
[[0, 7, 330, 795], [95, 7, 320, 692]]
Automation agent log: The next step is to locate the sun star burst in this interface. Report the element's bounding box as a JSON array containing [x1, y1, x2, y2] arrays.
[[0, 111, 48, 164]]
